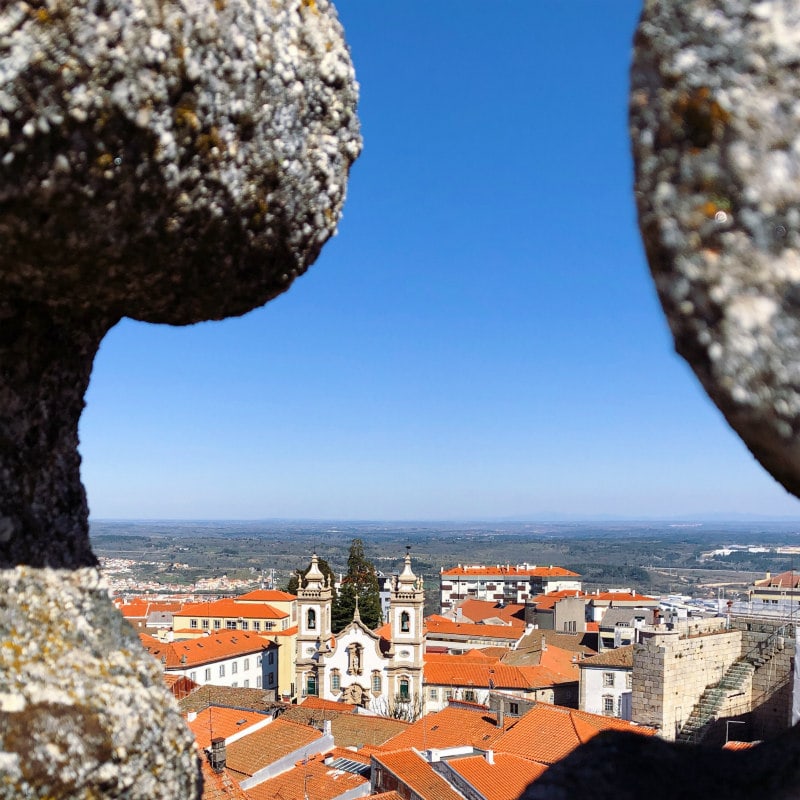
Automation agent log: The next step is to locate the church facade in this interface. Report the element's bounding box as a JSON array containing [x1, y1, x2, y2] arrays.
[[294, 551, 425, 715]]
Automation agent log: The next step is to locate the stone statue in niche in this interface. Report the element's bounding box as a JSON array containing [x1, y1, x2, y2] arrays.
[[347, 642, 364, 675]]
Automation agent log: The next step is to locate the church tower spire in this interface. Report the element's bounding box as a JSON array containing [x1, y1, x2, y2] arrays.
[[295, 553, 332, 699]]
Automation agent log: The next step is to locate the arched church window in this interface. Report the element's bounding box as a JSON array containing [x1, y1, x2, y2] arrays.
[[372, 672, 382, 693], [307, 608, 316, 630], [400, 611, 410, 632], [331, 670, 340, 692], [399, 677, 410, 701]]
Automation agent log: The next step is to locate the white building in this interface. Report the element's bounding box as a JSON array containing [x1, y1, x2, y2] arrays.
[[439, 564, 581, 612], [140, 629, 279, 696], [578, 644, 633, 720], [295, 552, 425, 714]]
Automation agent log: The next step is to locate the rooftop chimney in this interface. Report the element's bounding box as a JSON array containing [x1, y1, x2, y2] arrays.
[[485, 749, 494, 765], [187, 711, 197, 723], [210, 737, 226, 773]]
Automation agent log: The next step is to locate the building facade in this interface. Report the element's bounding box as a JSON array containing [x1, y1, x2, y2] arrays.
[[295, 552, 425, 715], [440, 564, 581, 613]]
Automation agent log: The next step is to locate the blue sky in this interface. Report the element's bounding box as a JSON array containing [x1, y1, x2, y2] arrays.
[[80, 1, 800, 521]]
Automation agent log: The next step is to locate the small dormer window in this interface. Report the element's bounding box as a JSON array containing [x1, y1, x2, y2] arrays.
[[307, 609, 316, 630], [400, 611, 410, 632]]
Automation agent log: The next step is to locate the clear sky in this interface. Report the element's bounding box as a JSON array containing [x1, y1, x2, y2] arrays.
[[80, 1, 800, 522]]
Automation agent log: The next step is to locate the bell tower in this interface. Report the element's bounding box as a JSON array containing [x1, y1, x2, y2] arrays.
[[386, 548, 425, 707], [295, 553, 332, 699]]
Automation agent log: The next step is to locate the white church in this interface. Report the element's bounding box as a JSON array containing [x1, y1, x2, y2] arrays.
[[294, 551, 425, 713]]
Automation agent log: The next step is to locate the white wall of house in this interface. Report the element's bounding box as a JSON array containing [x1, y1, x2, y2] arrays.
[[166, 647, 279, 693], [579, 665, 632, 720]]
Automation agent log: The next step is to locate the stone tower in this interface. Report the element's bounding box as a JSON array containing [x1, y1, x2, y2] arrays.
[[385, 549, 425, 705], [294, 553, 333, 698]]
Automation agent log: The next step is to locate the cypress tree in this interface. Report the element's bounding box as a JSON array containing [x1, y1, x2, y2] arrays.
[[332, 538, 382, 632]]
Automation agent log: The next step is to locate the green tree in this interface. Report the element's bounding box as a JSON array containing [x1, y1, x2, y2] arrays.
[[284, 555, 337, 604], [332, 538, 382, 632]]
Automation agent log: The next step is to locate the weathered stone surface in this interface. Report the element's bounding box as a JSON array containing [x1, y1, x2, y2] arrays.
[[0, 0, 361, 568], [631, 0, 800, 497], [0, 1, 359, 796], [0, 567, 200, 799], [0, 0, 361, 324]]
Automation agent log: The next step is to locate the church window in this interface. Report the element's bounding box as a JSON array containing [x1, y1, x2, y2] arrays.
[[399, 678, 410, 701], [400, 611, 410, 632], [306, 673, 317, 696], [307, 609, 316, 630], [372, 673, 382, 693], [331, 671, 341, 691]]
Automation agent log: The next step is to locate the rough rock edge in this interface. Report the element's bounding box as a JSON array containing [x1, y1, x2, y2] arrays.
[[0, 567, 200, 799], [631, 0, 800, 497]]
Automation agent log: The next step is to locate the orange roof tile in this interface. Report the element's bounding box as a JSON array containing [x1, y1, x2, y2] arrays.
[[281, 705, 410, 749], [425, 616, 524, 642], [530, 590, 587, 610], [199, 760, 250, 800], [495, 703, 655, 765], [441, 565, 580, 578], [372, 749, 463, 800], [723, 740, 757, 751], [118, 601, 149, 618], [369, 793, 405, 800], [235, 589, 297, 602], [300, 696, 356, 713], [579, 645, 634, 669], [455, 599, 526, 626], [424, 658, 573, 690], [381, 705, 509, 751], [175, 598, 288, 620], [261, 624, 298, 638], [448, 753, 547, 800], [140, 629, 274, 669], [225, 718, 322, 778], [188, 706, 270, 749], [245, 754, 368, 800]]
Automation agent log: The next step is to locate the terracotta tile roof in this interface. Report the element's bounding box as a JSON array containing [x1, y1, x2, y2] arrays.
[[164, 674, 199, 700], [441, 565, 580, 578], [178, 684, 280, 714], [503, 631, 596, 665], [448, 753, 547, 800], [118, 601, 149, 618], [261, 624, 298, 637], [280, 706, 409, 749], [424, 658, 574, 690], [199, 760, 250, 800], [369, 792, 405, 800], [187, 706, 270, 749], [455, 600, 526, 626], [176, 598, 288, 620], [723, 740, 757, 751], [225, 718, 322, 778], [425, 616, 524, 642], [585, 621, 599, 632], [381, 705, 509, 751], [140, 629, 273, 668], [579, 645, 634, 669], [425, 650, 496, 664], [300, 696, 357, 712], [495, 703, 655, 765], [245, 754, 368, 800], [235, 589, 297, 602], [754, 570, 800, 589], [529, 590, 586, 611], [372, 749, 463, 800]]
